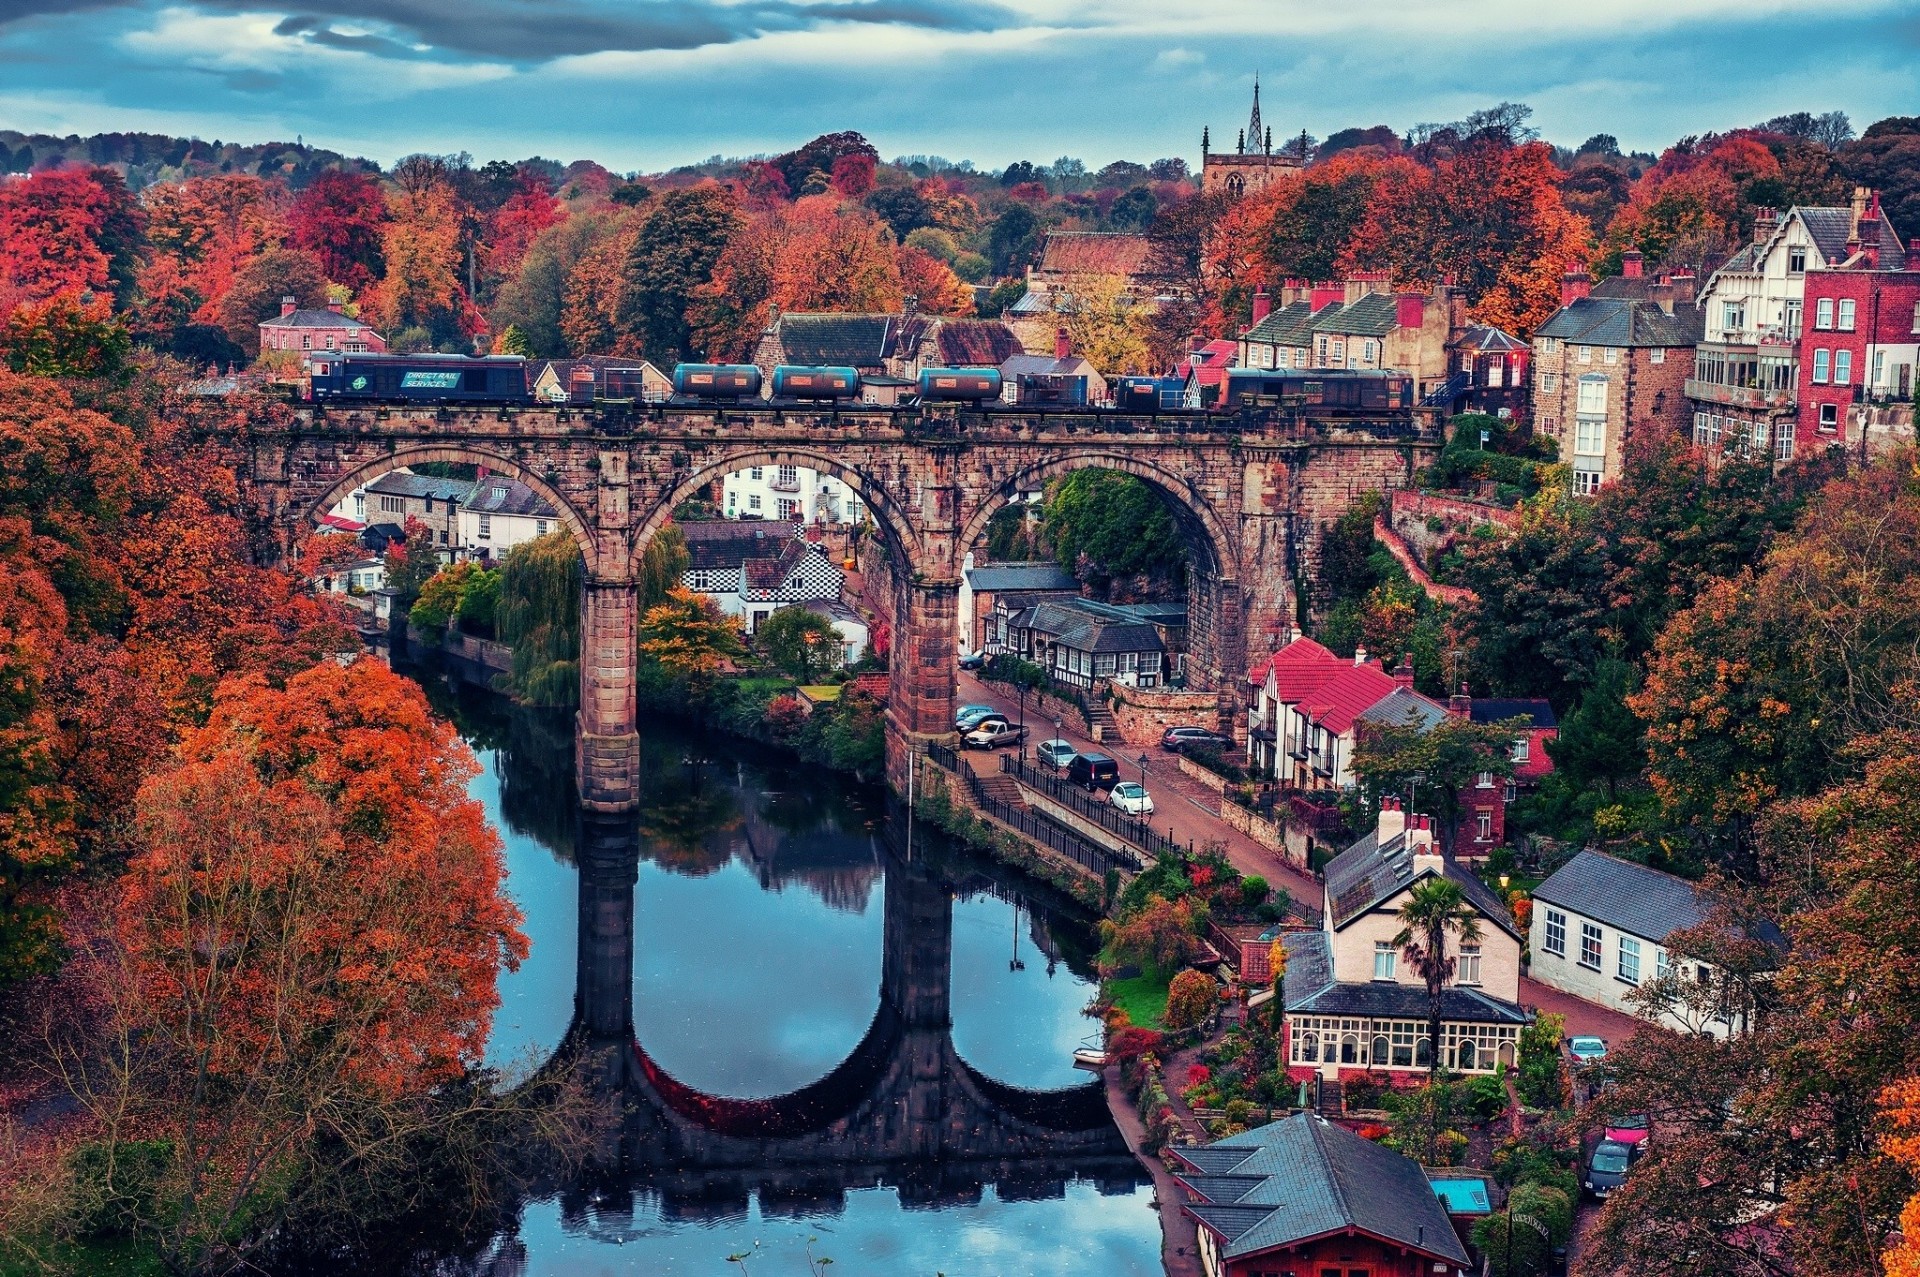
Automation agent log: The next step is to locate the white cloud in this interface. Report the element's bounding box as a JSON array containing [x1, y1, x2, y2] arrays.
[[118, 8, 515, 93]]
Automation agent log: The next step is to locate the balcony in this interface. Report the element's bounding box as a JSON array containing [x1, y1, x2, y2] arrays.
[[768, 476, 802, 494], [1684, 379, 1792, 412]]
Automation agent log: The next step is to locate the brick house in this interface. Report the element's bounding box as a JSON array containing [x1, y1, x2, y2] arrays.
[[258, 297, 385, 356], [1173, 1112, 1474, 1277], [1442, 323, 1530, 418], [1687, 191, 1905, 464], [1236, 276, 1464, 402], [1005, 231, 1156, 354], [1797, 235, 1920, 448], [1532, 262, 1702, 494], [362, 471, 474, 553], [1283, 801, 1528, 1079], [1244, 638, 1397, 792]]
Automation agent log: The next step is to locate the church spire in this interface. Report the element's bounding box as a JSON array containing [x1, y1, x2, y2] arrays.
[[1247, 74, 1263, 159]]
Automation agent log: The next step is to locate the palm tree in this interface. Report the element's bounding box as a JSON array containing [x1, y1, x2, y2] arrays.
[[1393, 877, 1484, 1076]]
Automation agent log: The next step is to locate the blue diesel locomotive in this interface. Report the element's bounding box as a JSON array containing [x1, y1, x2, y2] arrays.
[[307, 353, 531, 403]]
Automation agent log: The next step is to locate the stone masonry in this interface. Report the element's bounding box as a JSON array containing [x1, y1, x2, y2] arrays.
[[225, 402, 1436, 807]]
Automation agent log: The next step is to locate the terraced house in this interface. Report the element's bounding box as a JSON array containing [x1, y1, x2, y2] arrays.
[[1235, 276, 1460, 400]]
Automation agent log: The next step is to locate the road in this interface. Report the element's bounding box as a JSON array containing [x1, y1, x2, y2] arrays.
[[951, 670, 1322, 909]]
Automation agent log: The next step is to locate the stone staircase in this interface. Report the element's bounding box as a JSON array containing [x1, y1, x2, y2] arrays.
[[1085, 701, 1121, 744], [972, 772, 1028, 809]]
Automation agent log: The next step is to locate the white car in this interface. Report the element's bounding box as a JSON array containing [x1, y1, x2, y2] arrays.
[[1110, 781, 1155, 816]]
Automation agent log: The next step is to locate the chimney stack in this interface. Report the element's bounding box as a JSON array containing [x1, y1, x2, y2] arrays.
[[1907, 241, 1920, 272], [1309, 282, 1343, 312], [327, 298, 344, 314], [1449, 680, 1471, 714], [1621, 249, 1644, 279], [1407, 814, 1443, 871], [1252, 287, 1272, 325], [1392, 653, 1414, 689], [280, 295, 297, 317], [1849, 185, 1871, 246], [1055, 326, 1071, 362], [1189, 330, 1206, 354], [1560, 266, 1591, 308], [1377, 796, 1406, 843], [1354, 644, 1369, 668], [1753, 207, 1778, 245], [1670, 271, 1697, 306]]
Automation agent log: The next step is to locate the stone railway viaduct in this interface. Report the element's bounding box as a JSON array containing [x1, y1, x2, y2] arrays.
[[228, 402, 1436, 809]]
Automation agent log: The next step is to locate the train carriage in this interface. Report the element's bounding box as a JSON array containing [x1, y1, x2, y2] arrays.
[[308, 353, 530, 404]]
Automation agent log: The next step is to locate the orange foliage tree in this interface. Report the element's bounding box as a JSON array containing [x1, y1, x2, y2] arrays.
[[139, 174, 289, 326], [47, 658, 527, 1271], [0, 168, 144, 314], [287, 168, 388, 291], [365, 179, 477, 344], [1883, 1077, 1920, 1277], [897, 246, 973, 316]]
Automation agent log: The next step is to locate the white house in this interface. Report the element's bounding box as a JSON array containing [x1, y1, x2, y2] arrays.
[[1530, 849, 1755, 1037], [801, 599, 870, 667], [315, 558, 387, 595], [457, 475, 560, 563], [1244, 638, 1400, 791], [1282, 799, 1528, 1078], [723, 464, 866, 524], [680, 520, 843, 633]]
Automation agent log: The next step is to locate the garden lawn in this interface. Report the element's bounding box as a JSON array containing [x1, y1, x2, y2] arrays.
[[1108, 973, 1171, 1030]]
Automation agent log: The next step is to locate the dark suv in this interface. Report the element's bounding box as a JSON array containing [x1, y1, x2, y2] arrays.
[[1067, 752, 1120, 791], [1162, 726, 1231, 753]]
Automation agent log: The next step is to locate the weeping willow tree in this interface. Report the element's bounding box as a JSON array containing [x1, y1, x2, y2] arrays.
[[495, 525, 691, 707], [497, 531, 583, 706]]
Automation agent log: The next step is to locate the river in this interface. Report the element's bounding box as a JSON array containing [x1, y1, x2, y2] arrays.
[[424, 678, 1164, 1276]]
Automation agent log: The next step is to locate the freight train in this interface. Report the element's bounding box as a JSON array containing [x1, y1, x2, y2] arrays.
[[301, 352, 1417, 419]]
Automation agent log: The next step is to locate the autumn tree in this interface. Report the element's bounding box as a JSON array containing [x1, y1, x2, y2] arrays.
[[619, 185, 739, 363], [215, 245, 329, 349], [639, 587, 744, 689], [49, 659, 526, 1273], [367, 176, 476, 347], [551, 209, 643, 356], [483, 168, 564, 288], [0, 290, 130, 377], [382, 515, 443, 604], [1058, 271, 1151, 374], [1099, 893, 1205, 981], [896, 246, 972, 316], [140, 174, 288, 329], [1163, 969, 1217, 1033], [1884, 1076, 1920, 1277], [0, 168, 145, 312], [1352, 716, 1529, 855], [287, 168, 388, 291]]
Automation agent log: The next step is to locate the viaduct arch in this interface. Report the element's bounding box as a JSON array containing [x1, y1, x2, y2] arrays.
[[228, 402, 1434, 808]]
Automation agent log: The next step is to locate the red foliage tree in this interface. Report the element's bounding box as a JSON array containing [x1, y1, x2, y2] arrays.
[[288, 169, 388, 291], [0, 168, 143, 313]]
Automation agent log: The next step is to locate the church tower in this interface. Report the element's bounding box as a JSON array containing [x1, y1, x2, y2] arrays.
[[1201, 74, 1302, 198], [1246, 75, 1263, 156]]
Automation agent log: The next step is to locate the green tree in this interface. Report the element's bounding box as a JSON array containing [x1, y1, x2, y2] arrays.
[[493, 323, 530, 356], [495, 530, 582, 706], [1393, 878, 1485, 1075], [408, 561, 483, 642], [1043, 468, 1187, 593], [620, 185, 740, 362], [1473, 1181, 1574, 1277], [756, 606, 842, 683], [639, 524, 689, 611], [1353, 715, 1528, 855], [1545, 656, 1643, 802], [454, 566, 500, 636], [0, 291, 130, 378]]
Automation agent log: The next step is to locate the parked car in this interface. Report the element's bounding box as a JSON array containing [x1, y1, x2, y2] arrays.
[[1567, 1035, 1609, 1066], [1068, 752, 1120, 791], [964, 722, 1027, 750], [1582, 1137, 1637, 1198], [954, 704, 999, 731], [1110, 781, 1155, 815], [957, 650, 985, 670], [1604, 1113, 1651, 1148], [1035, 739, 1078, 770], [1161, 726, 1230, 753]]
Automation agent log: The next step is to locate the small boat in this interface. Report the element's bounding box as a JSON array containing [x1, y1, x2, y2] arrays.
[[1072, 1048, 1110, 1070]]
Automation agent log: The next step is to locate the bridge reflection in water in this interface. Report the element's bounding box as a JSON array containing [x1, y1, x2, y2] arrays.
[[552, 808, 1147, 1223]]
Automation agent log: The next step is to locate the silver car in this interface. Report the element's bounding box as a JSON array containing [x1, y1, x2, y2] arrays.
[[964, 722, 1027, 750], [1035, 739, 1077, 769]]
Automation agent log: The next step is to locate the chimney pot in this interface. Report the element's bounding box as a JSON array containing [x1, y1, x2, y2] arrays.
[[1377, 798, 1407, 843], [1055, 326, 1071, 362], [1449, 681, 1471, 714], [1354, 644, 1368, 668], [1252, 287, 1272, 325], [327, 298, 343, 313], [1622, 249, 1644, 279], [1560, 266, 1591, 308], [1392, 653, 1414, 689], [1754, 207, 1778, 245]]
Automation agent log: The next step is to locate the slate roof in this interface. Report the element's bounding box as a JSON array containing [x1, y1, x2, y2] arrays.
[[1452, 324, 1527, 353], [742, 539, 812, 590], [930, 319, 1024, 366], [1535, 295, 1703, 347], [1281, 930, 1531, 1025], [464, 476, 557, 518], [1355, 687, 1451, 732], [1467, 698, 1557, 728], [1795, 204, 1903, 265], [1241, 300, 1318, 347], [1311, 291, 1399, 337], [1171, 1110, 1473, 1265], [365, 472, 477, 504], [1038, 231, 1152, 278], [1323, 828, 1521, 939], [1053, 620, 1164, 655], [260, 308, 378, 329], [1533, 849, 1712, 944], [680, 519, 802, 571], [1012, 597, 1170, 654], [775, 313, 902, 366], [965, 562, 1079, 593], [1001, 354, 1094, 380]]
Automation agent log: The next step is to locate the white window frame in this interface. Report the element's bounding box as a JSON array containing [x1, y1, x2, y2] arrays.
[[1603, 346, 1620, 365], [1650, 347, 1665, 364], [476, 514, 491, 541], [1576, 374, 1608, 417], [1834, 349, 1853, 385], [1543, 909, 1567, 957], [1579, 922, 1603, 971], [1838, 299, 1856, 331], [1575, 418, 1606, 457], [1373, 941, 1397, 981], [1813, 349, 1830, 383], [1816, 298, 1834, 330], [1458, 944, 1482, 986], [1577, 345, 1593, 364], [1618, 936, 1642, 984]]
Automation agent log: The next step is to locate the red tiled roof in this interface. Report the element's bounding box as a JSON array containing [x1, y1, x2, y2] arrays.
[[1176, 340, 1238, 387], [1039, 231, 1152, 278], [1248, 636, 1335, 685], [1300, 664, 1399, 733], [933, 319, 1024, 366]]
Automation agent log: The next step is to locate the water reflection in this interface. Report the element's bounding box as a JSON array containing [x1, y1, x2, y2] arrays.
[[430, 677, 1159, 1275]]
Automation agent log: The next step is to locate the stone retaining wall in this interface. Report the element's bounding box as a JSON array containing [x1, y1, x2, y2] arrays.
[[1110, 683, 1228, 746], [1177, 755, 1230, 793], [1220, 797, 1290, 859]]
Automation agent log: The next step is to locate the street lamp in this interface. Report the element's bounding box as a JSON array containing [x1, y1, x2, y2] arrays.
[[1138, 752, 1150, 784]]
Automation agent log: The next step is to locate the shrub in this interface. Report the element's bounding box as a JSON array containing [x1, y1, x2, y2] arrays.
[[1239, 875, 1270, 908], [1465, 1070, 1511, 1121], [1223, 1098, 1253, 1126], [1163, 969, 1218, 1033], [1109, 1026, 1165, 1063]]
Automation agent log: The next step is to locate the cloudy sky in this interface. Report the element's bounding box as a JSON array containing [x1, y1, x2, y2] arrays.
[[1, 0, 1915, 170]]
